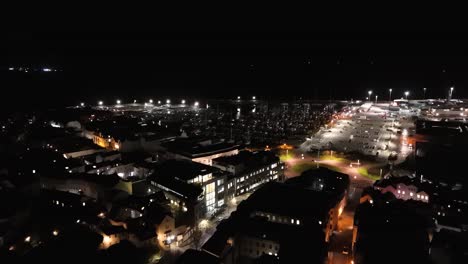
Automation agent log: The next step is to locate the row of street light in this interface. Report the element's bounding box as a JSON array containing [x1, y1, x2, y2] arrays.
[[91, 99, 200, 107], [237, 96, 257, 100], [366, 87, 455, 102]]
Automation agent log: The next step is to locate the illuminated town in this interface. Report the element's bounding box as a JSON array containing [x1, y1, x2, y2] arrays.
[[2, 32, 468, 264]]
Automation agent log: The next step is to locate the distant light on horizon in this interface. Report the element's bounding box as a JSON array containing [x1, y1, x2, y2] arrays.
[[237, 96, 241, 100], [252, 96, 256, 100], [181, 99, 186, 104], [42, 68, 52, 72], [80, 102, 84, 107]]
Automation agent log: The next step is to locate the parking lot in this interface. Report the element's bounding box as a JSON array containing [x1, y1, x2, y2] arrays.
[[301, 103, 415, 163]]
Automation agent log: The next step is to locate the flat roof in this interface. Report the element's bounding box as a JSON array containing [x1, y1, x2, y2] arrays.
[[150, 159, 218, 181], [162, 138, 240, 158]]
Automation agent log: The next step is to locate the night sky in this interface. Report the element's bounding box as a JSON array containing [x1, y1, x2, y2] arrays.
[[3, 31, 468, 109]]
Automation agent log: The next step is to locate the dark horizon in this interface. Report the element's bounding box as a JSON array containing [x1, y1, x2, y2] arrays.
[[3, 31, 468, 110]]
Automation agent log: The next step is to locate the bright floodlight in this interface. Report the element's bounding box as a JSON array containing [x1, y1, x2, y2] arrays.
[[166, 99, 171, 104], [368, 90, 372, 96], [149, 99, 153, 104], [181, 99, 186, 104], [252, 96, 256, 100], [98, 101, 103, 106], [405, 91, 409, 96], [194, 101, 199, 107], [116, 100, 121, 105], [451, 87, 454, 91], [389, 88, 392, 92]]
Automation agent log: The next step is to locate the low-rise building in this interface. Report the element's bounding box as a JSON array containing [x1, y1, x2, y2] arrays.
[[213, 151, 284, 199], [374, 176, 431, 203], [148, 160, 227, 223], [199, 169, 349, 263]]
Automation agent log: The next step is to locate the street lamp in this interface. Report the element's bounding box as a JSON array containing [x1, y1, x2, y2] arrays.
[[450, 87, 454, 99], [116, 99, 121, 105], [80, 102, 84, 107], [149, 99, 153, 104], [98, 101, 103, 106], [368, 90, 372, 101], [252, 96, 256, 100], [166, 99, 171, 104], [237, 96, 241, 100], [404, 91, 409, 100], [181, 99, 186, 105], [194, 101, 199, 107], [157, 100, 161, 104], [375, 95, 378, 103], [423, 88, 427, 99], [389, 89, 392, 102]]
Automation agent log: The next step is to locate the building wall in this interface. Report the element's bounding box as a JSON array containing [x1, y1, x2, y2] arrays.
[[40, 177, 103, 200], [233, 162, 283, 196], [64, 148, 104, 159], [236, 235, 280, 259], [376, 184, 429, 202]]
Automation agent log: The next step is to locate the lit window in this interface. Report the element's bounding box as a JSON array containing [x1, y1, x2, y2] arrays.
[[417, 194, 420, 199], [402, 191, 405, 194], [397, 190, 401, 194], [410, 192, 414, 197]]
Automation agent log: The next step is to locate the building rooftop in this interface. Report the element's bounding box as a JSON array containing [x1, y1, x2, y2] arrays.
[[286, 167, 350, 196], [354, 199, 433, 263], [150, 159, 218, 182], [162, 137, 240, 158], [374, 175, 434, 194], [52, 136, 102, 153], [42, 172, 121, 188], [149, 170, 203, 201], [238, 182, 337, 224], [213, 150, 279, 174], [176, 249, 218, 264]]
